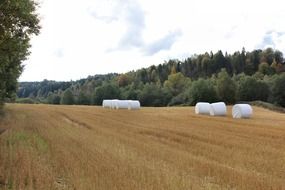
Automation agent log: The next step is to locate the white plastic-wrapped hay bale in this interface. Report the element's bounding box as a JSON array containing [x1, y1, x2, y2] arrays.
[[210, 102, 227, 116], [115, 100, 129, 109], [111, 99, 119, 109], [232, 104, 253, 119], [195, 102, 210, 115], [128, 100, 140, 110], [102, 100, 112, 108]]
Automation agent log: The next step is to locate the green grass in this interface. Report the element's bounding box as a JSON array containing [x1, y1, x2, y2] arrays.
[[250, 101, 285, 113], [6, 131, 49, 153], [15, 98, 37, 104]]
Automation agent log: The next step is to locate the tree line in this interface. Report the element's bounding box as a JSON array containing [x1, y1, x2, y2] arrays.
[[1, 0, 284, 111], [17, 48, 285, 107]]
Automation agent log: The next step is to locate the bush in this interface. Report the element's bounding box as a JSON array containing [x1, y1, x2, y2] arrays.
[[251, 101, 285, 113], [216, 69, 236, 103], [60, 89, 74, 105], [120, 84, 140, 100], [92, 83, 120, 105], [188, 79, 218, 105], [139, 83, 171, 106], [271, 74, 285, 107], [168, 93, 188, 106], [237, 76, 269, 101], [16, 98, 36, 104], [258, 62, 275, 75], [77, 91, 91, 105], [47, 93, 61, 105], [164, 73, 189, 96]]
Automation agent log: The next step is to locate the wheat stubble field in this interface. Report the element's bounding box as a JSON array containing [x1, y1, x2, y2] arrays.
[[0, 104, 285, 190]]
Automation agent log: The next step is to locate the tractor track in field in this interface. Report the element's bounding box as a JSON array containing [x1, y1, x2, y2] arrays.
[[60, 113, 92, 130]]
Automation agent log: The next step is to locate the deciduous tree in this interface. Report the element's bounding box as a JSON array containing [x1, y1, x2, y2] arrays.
[[60, 89, 74, 105], [0, 0, 40, 109], [216, 69, 236, 103]]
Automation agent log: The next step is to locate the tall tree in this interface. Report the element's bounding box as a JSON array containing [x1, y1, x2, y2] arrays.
[[211, 50, 226, 73], [237, 76, 269, 101], [188, 79, 218, 105], [258, 62, 275, 75], [274, 50, 283, 64], [77, 91, 90, 105], [216, 69, 236, 103], [0, 0, 40, 109], [271, 74, 285, 107], [163, 73, 189, 96], [92, 83, 120, 105], [261, 48, 274, 65], [60, 89, 74, 105], [138, 83, 171, 106], [117, 74, 131, 87]]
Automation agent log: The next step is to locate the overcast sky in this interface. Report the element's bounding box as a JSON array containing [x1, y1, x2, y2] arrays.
[[20, 0, 285, 81]]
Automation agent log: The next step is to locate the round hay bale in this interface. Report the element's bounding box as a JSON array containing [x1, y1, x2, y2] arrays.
[[128, 100, 140, 110], [232, 104, 253, 119], [111, 100, 119, 109], [115, 100, 129, 109], [195, 102, 210, 115], [210, 102, 227, 116], [102, 100, 112, 108]]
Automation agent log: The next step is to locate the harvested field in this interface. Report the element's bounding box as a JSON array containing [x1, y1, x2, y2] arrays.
[[0, 104, 285, 189]]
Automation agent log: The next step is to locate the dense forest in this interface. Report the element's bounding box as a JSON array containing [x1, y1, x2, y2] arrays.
[[17, 48, 285, 107], [1, 1, 284, 110]]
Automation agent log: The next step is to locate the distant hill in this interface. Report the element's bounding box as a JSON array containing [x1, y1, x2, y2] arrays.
[[17, 48, 285, 107]]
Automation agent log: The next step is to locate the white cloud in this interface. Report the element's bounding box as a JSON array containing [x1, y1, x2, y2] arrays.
[[20, 0, 285, 81]]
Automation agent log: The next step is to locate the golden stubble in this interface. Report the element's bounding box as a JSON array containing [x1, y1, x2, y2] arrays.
[[0, 104, 285, 190]]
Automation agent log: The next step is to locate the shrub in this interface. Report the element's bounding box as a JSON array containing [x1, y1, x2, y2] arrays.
[[271, 74, 285, 107], [237, 76, 269, 101], [188, 79, 218, 105]]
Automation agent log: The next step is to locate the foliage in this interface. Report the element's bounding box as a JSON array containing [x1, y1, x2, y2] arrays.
[[16, 98, 36, 104], [168, 92, 189, 106], [237, 76, 269, 102], [118, 74, 131, 87], [250, 101, 285, 113], [164, 73, 189, 96], [120, 84, 140, 100], [138, 83, 171, 106], [18, 80, 72, 98], [77, 91, 90, 105], [0, 0, 40, 108], [216, 69, 236, 103], [258, 62, 275, 75], [15, 48, 285, 107], [60, 89, 74, 105], [188, 79, 218, 105], [92, 83, 120, 105], [47, 93, 61, 105], [271, 74, 285, 107]]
